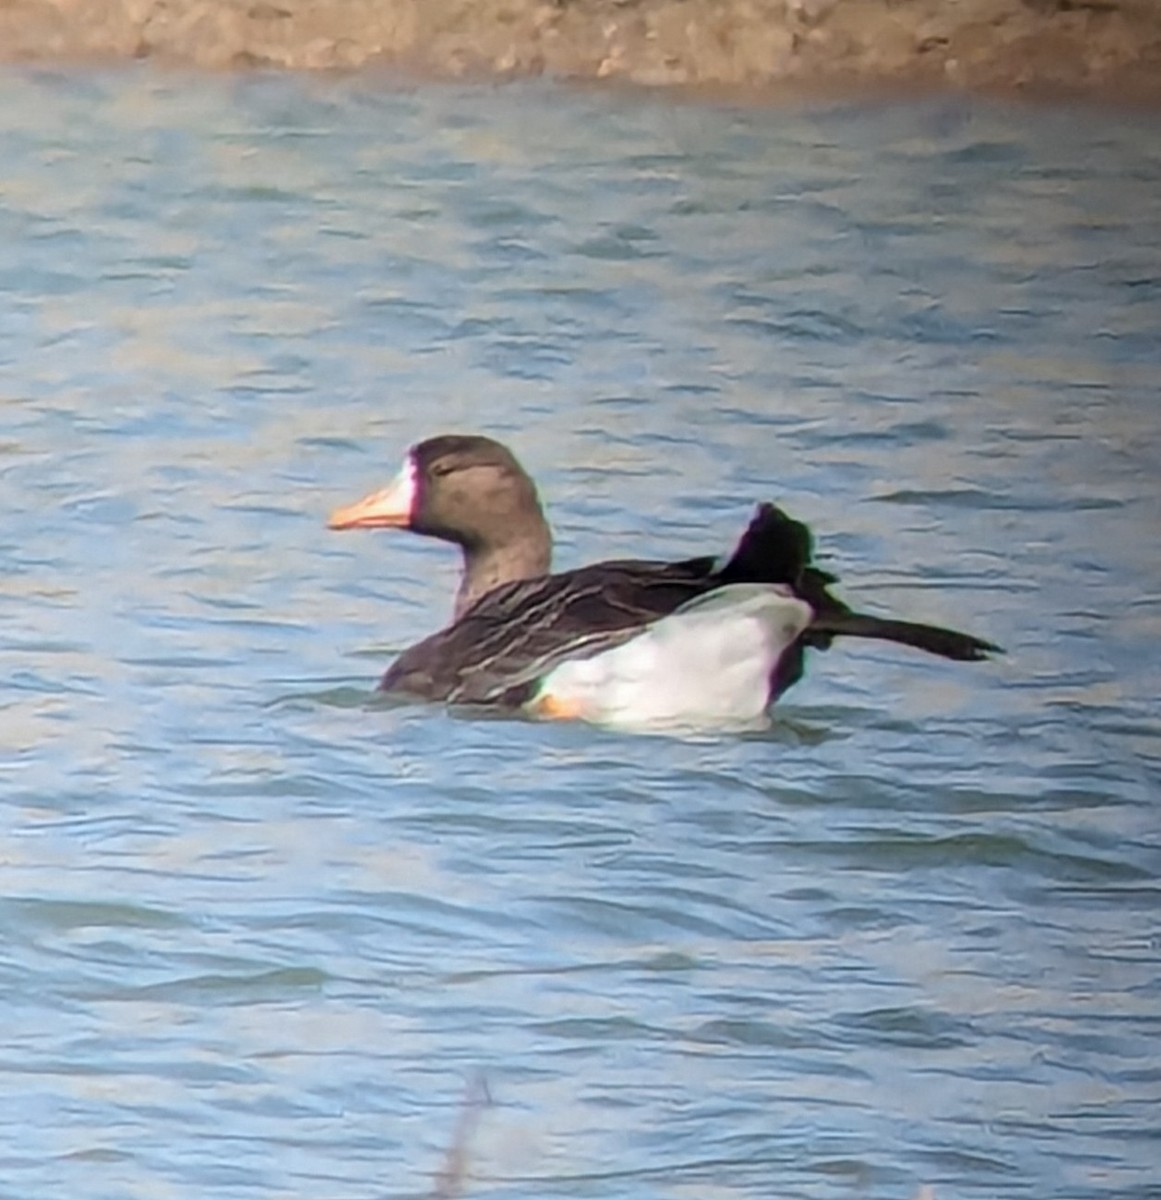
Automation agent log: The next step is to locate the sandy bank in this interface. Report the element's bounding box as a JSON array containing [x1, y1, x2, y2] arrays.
[[3, 0, 1161, 103]]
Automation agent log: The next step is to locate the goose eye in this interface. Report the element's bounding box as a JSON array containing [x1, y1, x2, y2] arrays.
[[430, 461, 457, 478]]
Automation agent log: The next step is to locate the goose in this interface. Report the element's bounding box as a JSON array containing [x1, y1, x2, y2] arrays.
[[328, 434, 999, 732]]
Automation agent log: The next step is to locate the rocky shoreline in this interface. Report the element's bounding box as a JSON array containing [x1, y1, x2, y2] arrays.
[[3, 0, 1160, 103]]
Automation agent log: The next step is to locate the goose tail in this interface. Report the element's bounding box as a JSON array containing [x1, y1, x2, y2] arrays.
[[809, 612, 1001, 662], [718, 502, 814, 586], [720, 502, 1002, 663]]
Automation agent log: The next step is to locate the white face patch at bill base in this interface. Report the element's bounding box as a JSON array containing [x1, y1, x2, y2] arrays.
[[382, 453, 418, 519]]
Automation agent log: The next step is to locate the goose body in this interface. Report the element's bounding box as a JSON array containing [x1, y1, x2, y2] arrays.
[[328, 434, 999, 732]]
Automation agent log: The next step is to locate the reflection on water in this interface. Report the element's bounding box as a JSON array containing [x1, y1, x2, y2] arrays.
[[1, 68, 1159, 1198]]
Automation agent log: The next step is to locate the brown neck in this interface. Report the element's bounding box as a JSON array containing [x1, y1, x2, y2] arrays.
[[454, 524, 552, 619]]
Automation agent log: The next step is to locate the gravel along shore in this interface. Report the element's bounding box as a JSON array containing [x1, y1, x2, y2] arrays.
[[3, 0, 1159, 103]]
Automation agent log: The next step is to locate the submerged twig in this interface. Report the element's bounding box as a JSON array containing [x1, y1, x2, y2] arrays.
[[431, 1072, 491, 1200]]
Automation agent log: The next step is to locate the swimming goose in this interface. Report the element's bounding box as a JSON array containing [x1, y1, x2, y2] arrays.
[[328, 434, 999, 732]]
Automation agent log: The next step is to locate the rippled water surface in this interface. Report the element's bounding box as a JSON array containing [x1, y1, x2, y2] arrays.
[[1, 68, 1159, 1198]]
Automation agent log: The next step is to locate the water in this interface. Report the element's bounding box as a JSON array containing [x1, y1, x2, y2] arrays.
[[1, 68, 1159, 1199]]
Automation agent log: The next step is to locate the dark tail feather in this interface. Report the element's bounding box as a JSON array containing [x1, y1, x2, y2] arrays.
[[810, 612, 1002, 662], [718, 503, 813, 587], [719, 503, 1002, 664]]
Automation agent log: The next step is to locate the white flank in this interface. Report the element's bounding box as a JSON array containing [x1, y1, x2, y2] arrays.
[[535, 584, 812, 734]]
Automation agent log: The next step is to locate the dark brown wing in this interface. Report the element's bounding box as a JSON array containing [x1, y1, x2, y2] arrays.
[[381, 556, 718, 705]]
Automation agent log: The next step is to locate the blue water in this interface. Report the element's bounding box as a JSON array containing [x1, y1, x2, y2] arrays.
[[1, 68, 1159, 1198]]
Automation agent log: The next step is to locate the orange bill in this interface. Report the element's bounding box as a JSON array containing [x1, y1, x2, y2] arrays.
[[327, 467, 414, 531]]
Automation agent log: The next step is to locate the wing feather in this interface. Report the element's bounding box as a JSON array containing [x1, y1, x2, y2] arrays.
[[382, 557, 715, 704]]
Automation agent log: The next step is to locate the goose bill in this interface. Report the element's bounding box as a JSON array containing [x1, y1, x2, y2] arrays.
[[328, 463, 415, 531]]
